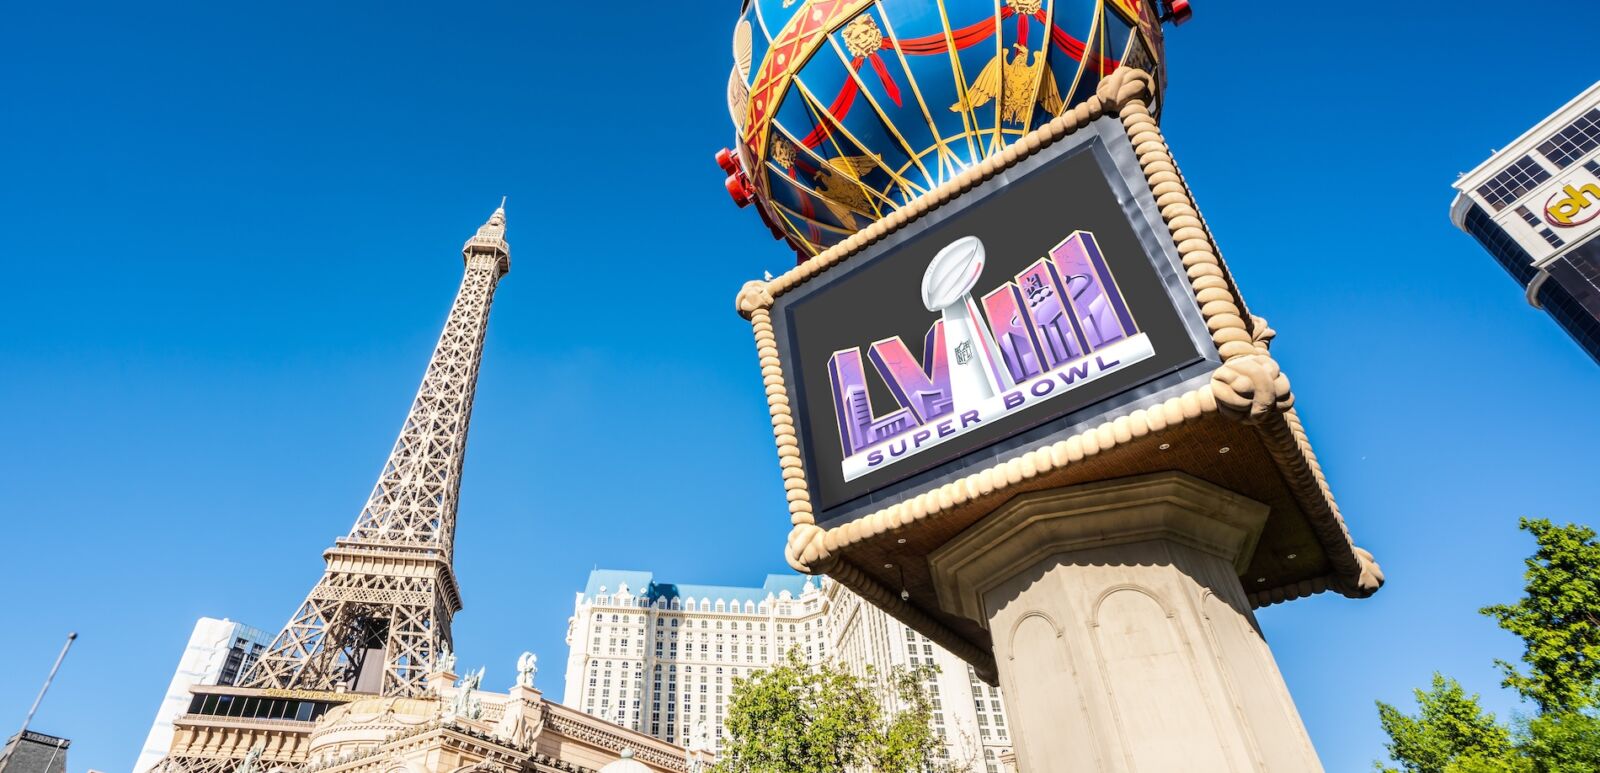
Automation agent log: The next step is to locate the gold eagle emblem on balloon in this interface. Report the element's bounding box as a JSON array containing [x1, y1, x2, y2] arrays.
[[770, 136, 878, 229], [815, 155, 877, 227], [951, 43, 1063, 125]]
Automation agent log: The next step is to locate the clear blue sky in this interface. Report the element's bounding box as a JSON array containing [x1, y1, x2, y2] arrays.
[[2, 3, 1597, 772]]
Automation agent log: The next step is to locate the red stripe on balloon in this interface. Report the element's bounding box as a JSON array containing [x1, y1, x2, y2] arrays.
[[895, 11, 1003, 55], [796, 72, 859, 149], [1049, 23, 1120, 73], [866, 53, 902, 106], [784, 166, 824, 243]]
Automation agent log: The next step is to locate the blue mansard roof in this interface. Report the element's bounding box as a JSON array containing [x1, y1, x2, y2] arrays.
[[581, 569, 812, 607]]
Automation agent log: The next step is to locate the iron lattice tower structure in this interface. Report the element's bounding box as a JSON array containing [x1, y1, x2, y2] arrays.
[[244, 205, 510, 697]]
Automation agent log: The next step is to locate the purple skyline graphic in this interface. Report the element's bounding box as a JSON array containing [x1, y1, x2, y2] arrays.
[[826, 230, 1139, 462]]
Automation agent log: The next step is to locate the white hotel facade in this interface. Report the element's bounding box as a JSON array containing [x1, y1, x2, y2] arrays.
[[1451, 80, 1600, 363], [134, 617, 272, 773], [562, 570, 1014, 771]]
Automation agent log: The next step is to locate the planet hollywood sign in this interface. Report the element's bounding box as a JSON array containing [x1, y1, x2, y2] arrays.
[[770, 118, 1222, 526], [1544, 181, 1600, 228]]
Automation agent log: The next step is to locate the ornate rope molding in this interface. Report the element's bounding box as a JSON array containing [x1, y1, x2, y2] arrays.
[[1257, 406, 1385, 599], [735, 283, 820, 574], [1211, 354, 1292, 424], [735, 67, 1381, 608], [1115, 81, 1259, 362]]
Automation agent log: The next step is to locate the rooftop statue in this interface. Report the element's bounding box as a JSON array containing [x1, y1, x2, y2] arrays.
[[448, 667, 484, 720], [236, 741, 265, 773], [516, 652, 537, 689]]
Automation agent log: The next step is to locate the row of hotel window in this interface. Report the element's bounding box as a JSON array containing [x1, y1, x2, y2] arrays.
[[588, 619, 825, 658], [594, 614, 820, 631], [590, 595, 817, 614], [1476, 108, 1600, 211]]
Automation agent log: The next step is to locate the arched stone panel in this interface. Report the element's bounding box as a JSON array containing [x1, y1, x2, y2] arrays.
[[999, 611, 1101, 770], [1095, 587, 1228, 772], [1202, 591, 1320, 771]]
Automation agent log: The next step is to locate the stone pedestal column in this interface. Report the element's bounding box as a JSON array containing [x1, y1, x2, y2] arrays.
[[929, 472, 1323, 773]]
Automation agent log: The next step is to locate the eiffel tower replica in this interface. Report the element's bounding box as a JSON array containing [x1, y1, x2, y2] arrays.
[[152, 204, 513, 773], [242, 202, 510, 698]]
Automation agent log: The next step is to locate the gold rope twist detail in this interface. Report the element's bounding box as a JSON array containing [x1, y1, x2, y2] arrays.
[[1114, 91, 1257, 361], [797, 387, 1219, 571], [738, 285, 829, 572], [1210, 354, 1293, 424], [734, 280, 774, 319]]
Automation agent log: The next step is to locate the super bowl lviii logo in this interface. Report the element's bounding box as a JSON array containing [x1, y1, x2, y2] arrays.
[[827, 232, 1155, 481]]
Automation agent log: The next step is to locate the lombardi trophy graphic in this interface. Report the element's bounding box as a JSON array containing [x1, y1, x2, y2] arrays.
[[921, 236, 1010, 411]]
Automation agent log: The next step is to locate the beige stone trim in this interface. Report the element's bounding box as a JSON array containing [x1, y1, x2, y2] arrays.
[[933, 474, 1327, 772], [734, 68, 1382, 608], [928, 473, 1272, 625], [1247, 405, 1385, 605]]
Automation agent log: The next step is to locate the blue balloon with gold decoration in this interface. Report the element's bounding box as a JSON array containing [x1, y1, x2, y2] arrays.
[[720, 0, 1176, 261]]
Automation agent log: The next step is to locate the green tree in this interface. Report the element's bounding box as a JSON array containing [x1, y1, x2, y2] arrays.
[[1374, 674, 1517, 773], [1481, 518, 1600, 713], [864, 664, 959, 772], [1376, 519, 1600, 772], [715, 649, 960, 773], [1518, 711, 1600, 773]]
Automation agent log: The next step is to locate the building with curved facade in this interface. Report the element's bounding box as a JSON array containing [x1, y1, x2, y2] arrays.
[[1452, 81, 1600, 364]]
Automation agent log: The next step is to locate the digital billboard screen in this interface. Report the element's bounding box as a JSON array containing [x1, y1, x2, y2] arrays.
[[772, 117, 1219, 527]]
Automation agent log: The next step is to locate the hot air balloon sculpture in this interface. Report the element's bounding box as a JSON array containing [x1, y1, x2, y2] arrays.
[[717, 0, 1189, 261]]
